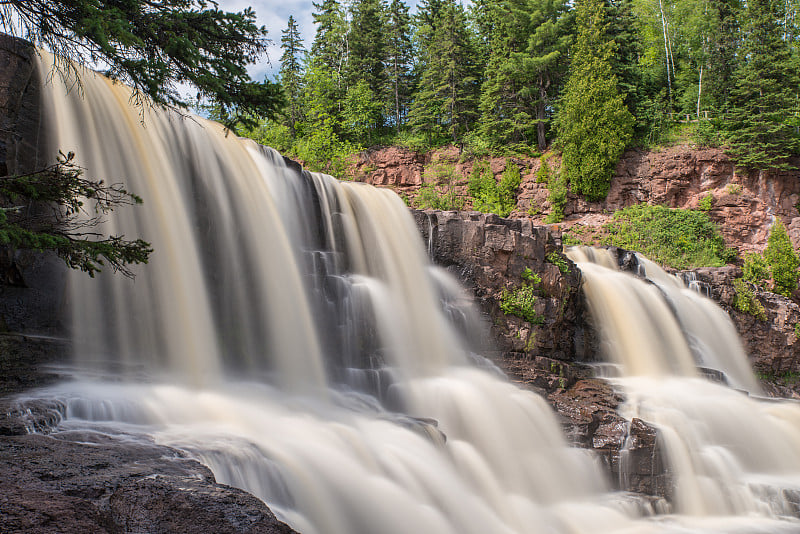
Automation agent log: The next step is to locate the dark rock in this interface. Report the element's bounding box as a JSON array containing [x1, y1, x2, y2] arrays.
[[413, 209, 597, 363], [0, 429, 298, 534]]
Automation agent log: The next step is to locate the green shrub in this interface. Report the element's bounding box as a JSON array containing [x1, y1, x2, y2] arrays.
[[698, 194, 714, 212], [413, 183, 464, 211], [521, 267, 542, 284], [690, 120, 722, 148], [725, 183, 743, 195], [467, 160, 521, 217], [733, 278, 767, 321], [742, 252, 770, 286], [764, 219, 799, 297], [604, 204, 734, 269], [546, 252, 570, 274], [545, 173, 568, 224], [535, 155, 551, 183], [500, 284, 544, 324]]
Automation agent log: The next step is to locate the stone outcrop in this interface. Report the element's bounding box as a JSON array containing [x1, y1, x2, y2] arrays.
[[412, 209, 593, 362], [356, 145, 800, 255], [683, 266, 800, 396], [0, 35, 68, 336], [413, 209, 669, 498], [0, 402, 297, 534]]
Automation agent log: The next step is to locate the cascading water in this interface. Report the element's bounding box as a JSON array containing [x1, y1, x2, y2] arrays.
[[21, 52, 800, 534], [568, 246, 800, 518]]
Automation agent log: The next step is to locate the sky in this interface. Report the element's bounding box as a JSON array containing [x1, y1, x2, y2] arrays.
[[216, 0, 424, 81]]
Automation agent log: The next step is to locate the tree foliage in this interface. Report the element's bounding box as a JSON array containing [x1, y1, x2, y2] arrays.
[[280, 15, 305, 135], [555, 0, 634, 201], [0, 0, 284, 130], [724, 0, 800, 169], [0, 152, 151, 277], [764, 219, 799, 297]]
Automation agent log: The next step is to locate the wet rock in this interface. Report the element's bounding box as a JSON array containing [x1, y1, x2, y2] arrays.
[[0, 428, 298, 533], [413, 209, 596, 363]]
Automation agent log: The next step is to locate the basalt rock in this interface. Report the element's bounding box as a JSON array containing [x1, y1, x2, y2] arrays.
[[412, 209, 596, 363], [0, 404, 297, 534], [413, 210, 670, 500]]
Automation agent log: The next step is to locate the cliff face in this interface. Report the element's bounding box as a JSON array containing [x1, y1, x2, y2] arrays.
[[353, 145, 800, 254]]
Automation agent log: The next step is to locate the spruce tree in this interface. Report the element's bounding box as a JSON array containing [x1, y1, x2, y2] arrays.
[[408, 0, 480, 143], [479, 0, 572, 152], [347, 0, 389, 121], [280, 16, 305, 136], [386, 0, 415, 128], [310, 0, 349, 76], [555, 0, 633, 201], [0, 0, 283, 129], [725, 0, 800, 169]]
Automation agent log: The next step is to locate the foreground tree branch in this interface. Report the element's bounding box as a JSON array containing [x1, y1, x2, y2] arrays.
[[0, 151, 152, 278]]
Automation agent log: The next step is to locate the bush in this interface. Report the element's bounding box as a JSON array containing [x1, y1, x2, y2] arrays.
[[698, 194, 714, 212], [500, 284, 544, 324], [742, 252, 770, 286], [764, 219, 800, 297], [500, 268, 544, 324], [467, 160, 521, 217], [413, 183, 464, 211], [604, 204, 734, 269], [546, 252, 570, 274], [733, 278, 767, 321]]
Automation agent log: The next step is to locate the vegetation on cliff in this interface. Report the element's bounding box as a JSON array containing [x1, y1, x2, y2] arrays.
[[603, 204, 734, 269]]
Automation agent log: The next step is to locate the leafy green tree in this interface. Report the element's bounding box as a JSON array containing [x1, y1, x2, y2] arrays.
[[386, 0, 415, 127], [724, 0, 800, 169], [280, 15, 306, 135], [342, 81, 382, 141], [555, 0, 634, 200], [409, 0, 481, 143], [764, 219, 799, 297], [0, 0, 283, 129], [0, 152, 151, 277]]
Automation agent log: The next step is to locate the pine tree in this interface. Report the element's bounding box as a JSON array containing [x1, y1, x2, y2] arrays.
[[764, 219, 800, 297], [386, 0, 415, 128], [310, 0, 349, 76], [408, 0, 480, 143], [555, 0, 634, 200], [347, 0, 389, 118], [280, 16, 305, 135], [725, 0, 800, 169]]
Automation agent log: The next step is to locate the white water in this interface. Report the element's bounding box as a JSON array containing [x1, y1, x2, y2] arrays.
[[24, 53, 800, 533], [568, 246, 800, 518]]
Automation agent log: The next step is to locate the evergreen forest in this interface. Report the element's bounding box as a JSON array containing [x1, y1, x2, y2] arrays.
[[243, 0, 800, 201]]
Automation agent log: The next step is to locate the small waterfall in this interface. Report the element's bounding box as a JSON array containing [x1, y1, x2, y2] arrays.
[[568, 246, 800, 517]]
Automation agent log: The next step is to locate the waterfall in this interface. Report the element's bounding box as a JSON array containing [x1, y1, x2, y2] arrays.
[[568, 246, 800, 517], [24, 51, 800, 533]]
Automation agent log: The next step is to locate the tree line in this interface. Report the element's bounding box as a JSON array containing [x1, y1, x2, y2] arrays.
[[254, 0, 800, 201]]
